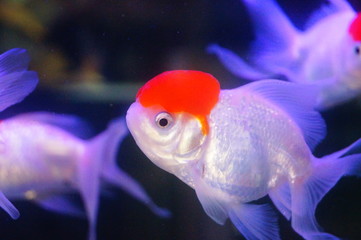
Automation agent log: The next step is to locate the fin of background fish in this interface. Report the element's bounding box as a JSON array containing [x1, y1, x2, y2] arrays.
[[0, 191, 19, 219], [207, 44, 271, 80], [0, 48, 30, 75], [99, 118, 171, 218], [35, 194, 85, 218], [242, 0, 299, 63], [0, 48, 38, 112], [77, 118, 170, 240], [76, 130, 103, 240], [208, 0, 300, 81], [242, 80, 326, 150]]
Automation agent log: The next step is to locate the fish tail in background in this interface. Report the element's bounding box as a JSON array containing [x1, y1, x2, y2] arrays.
[[99, 118, 171, 218], [78, 134, 103, 240], [240, 0, 300, 72], [0, 191, 19, 220], [207, 44, 272, 80], [0, 48, 38, 112], [79, 118, 132, 240], [275, 139, 361, 240], [79, 117, 171, 239]]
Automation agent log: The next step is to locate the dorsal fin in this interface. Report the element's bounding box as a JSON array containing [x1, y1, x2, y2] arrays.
[[303, 3, 340, 30], [243, 80, 326, 150], [136, 70, 221, 134]]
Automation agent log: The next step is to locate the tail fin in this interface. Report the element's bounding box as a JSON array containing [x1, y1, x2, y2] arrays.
[[271, 140, 361, 240], [208, 0, 300, 81], [241, 0, 299, 53], [99, 118, 171, 218], [78, 118, 171, 240], [240, 0, 300, 75]]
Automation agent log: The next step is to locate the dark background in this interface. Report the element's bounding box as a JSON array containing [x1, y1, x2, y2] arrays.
[[1, 0, 361, 239]]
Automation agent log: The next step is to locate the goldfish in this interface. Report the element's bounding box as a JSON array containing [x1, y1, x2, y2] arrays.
[[208, 0, 361, 110], [0, 48, 169, 239], [126, 70, 361, 240], [0, 113, 170, 240]]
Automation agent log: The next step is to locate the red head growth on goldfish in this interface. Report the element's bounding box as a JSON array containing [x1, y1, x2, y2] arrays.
[[349, 12, 361, 41], [136, 70, 221, 134]]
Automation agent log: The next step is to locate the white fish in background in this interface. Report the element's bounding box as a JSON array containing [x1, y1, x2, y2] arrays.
[[0, 47, 38, 218], [126, 70, 361, 240], [0, 48, 169, 240], [0, 113, 170, 240], [208, 0, 361, 110]]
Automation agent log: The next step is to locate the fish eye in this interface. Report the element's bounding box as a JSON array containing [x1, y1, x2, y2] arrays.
[[155, 112, 173, 128], [355, 45, 361, 55]]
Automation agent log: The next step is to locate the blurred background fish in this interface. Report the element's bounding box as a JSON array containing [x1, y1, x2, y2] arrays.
[[209, 0, 361, 110], [0, 113, 170, 240], [0, 46, 169, 240], [2, 0, 361, 239]]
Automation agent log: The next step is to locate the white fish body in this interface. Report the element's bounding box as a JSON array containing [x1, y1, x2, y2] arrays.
[[0, 117, 81, 198], [208, 0, 361, 109], [0, 112, 170, 240]]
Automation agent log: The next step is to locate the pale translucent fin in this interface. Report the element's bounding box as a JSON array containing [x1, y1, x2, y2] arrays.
[[207, 44, 271, 80], [241, 0, 299, 61], [0, 191, 19, 219], [228, 203, 280, 240], [79, 117, 172, 240], [35, 195, 85, 218], [243, 80, 326, 150], [0, 71, 38, 112], [0, 48, 38, 112], [194, 186, 228, 225], [0, 48, 30, 75], [193, 167, 280, 240], [102, 167, 171, 218], [290, 156, 349, 240], [289, 137, 361, 239], [13, 112, 93, 139], [99, 118, 171, 217], [269, 183, 291, 220], [78, 121, 115, 240], [192, 166, 228, 224], [79, 144, 100, 240]]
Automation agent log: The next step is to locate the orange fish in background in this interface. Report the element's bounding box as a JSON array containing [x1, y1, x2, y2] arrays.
[[127, 70, 361, 240]]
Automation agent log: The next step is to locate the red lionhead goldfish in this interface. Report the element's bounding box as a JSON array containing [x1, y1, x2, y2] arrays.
[[127, 70, 361, 240]]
